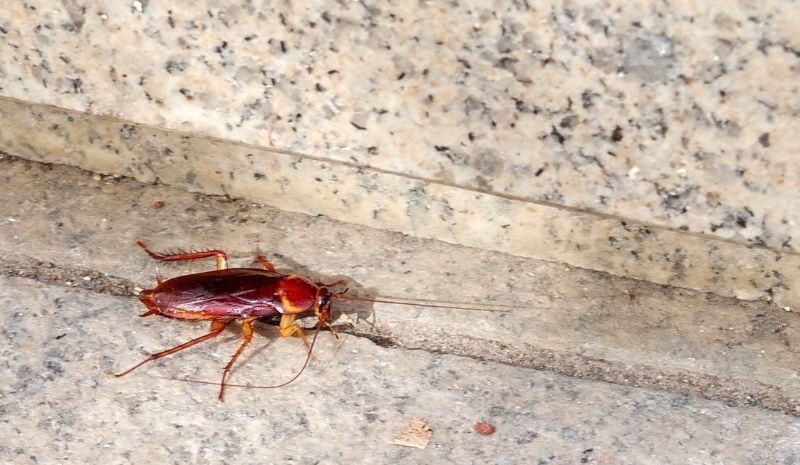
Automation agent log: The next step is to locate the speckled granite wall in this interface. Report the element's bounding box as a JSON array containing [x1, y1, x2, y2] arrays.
[[2, 1, 798, 253]]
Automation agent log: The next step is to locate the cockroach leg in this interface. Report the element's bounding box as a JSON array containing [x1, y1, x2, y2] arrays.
[[278, 314, 311, 350], [136, 240, 228, 270], [115, 319, 229, 378], [324, 321, 340, 340], [217, 317, 257, 401], [319, 279, 347, 289], [255, 255, 277, 272]]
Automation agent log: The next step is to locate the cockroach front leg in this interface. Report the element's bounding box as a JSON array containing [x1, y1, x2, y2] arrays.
[[115, 319, 229, 378], [137, 241, 228, 270], [278, 314, 311, 350]]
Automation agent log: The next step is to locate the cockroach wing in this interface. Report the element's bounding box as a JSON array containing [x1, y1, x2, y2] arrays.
[[148, 268, 288, 319]]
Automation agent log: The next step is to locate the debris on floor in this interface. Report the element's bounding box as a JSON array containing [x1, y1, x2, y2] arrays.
[[389, 417, 432, 449], [473, 421, 496, 436]]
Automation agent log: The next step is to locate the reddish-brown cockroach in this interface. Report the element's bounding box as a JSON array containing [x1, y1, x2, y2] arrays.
[[116, 241, 509, 401]]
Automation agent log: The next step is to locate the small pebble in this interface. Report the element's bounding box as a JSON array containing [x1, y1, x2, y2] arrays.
[[474, 421, 496, 436]]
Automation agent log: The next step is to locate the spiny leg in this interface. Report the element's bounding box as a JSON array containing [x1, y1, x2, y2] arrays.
[[155, 263, 164, 284], [255, 255, 276, 272], [137, 241, 228, 270], [218, 317, 257, 401], [115, 319, 229, 377]]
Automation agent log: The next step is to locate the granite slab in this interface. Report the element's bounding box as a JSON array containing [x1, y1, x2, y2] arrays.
[[1, 1, 798, 252]]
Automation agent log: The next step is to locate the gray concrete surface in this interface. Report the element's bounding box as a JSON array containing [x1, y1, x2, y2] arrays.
[[1, 154, 798, 418], [2, 276, 799, 465]]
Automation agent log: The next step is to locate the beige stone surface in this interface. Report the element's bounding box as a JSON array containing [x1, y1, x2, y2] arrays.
[[1, 1, 798, 251]]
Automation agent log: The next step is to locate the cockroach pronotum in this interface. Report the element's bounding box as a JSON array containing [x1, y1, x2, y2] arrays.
[[115, 242, 510, 401]]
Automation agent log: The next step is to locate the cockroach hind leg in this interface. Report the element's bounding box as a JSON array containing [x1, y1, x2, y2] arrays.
[[114, 320, 228, 378], [217, 317, 256, 402], [136, 240, 229, 270]]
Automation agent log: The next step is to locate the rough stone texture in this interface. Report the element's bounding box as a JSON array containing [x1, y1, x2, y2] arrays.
[[1, 276, 799, 464], [1, 1, 799, 253], [2, 3, 799, 461], [1, 155, 798, 417]]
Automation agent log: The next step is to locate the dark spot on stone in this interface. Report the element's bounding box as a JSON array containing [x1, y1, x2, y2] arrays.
[[45, 359, 64, 377], [659, 185, 695, 214], [464, 96, 487, 116], [581, 90, 598, 109], [611, 125, 623, 142], [549, 126, 565, 144], [214, 41, 228, 55], [734, 207, 754, 228], [495, 56, 518, 71], [165, 60, 187, 73], [560, 115, 578, 129], [119, 125, 135, 139], [758, 132, 770, 147]]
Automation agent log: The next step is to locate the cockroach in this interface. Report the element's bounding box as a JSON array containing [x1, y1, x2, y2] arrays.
[[116, 241, 509, 401]]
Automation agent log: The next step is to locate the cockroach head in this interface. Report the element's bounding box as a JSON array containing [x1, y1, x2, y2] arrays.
[[314, 286, 332, 321]]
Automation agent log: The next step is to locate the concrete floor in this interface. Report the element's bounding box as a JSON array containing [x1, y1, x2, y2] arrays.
[[1, 155, 799, 464], [2, 276, 798, 465]]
